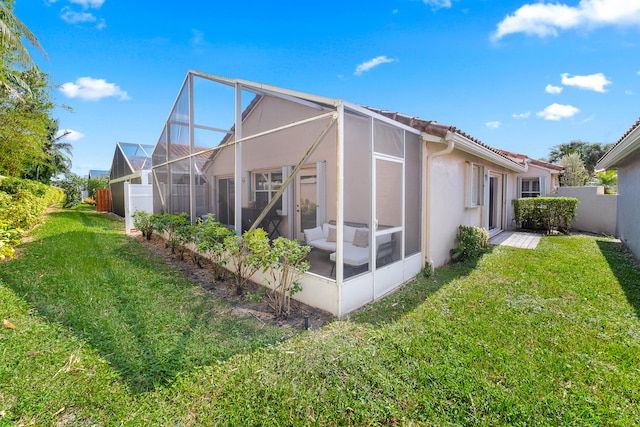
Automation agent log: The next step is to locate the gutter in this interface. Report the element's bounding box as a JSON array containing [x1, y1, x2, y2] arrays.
[[422, 129, 455, 271]]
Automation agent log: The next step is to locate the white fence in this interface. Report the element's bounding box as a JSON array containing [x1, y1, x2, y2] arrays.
[[556, 186, 617, 236], [124, 183, 153, 233]]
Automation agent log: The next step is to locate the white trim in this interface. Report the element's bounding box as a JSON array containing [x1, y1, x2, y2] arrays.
[[596, 124, 640, 170]]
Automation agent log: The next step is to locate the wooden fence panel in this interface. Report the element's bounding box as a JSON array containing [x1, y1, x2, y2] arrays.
[[96, 188, 111, 213]]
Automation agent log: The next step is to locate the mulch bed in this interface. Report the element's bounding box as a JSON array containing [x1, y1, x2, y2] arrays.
[[131, 231, 335, 331]]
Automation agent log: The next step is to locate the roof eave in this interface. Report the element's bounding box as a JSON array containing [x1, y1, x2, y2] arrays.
[[596, 124, 640, 170]]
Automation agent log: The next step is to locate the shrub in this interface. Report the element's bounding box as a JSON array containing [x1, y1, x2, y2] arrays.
[[224, 228, 270, 295], [450, 225, 489, 262], [0, 177, 63, 230], [0, 222, 22, 260], [195, 216, 235, 280], [264, 237, 311, 319], [151, 213, 191, 254], [513, 197, 578, 234], [132, 210, 155, 240]]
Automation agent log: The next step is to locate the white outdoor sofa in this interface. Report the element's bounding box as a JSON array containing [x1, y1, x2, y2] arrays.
[[304, 222, 395, 272]]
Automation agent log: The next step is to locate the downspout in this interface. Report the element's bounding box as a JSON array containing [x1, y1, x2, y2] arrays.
[[422, 128, 455, 272]]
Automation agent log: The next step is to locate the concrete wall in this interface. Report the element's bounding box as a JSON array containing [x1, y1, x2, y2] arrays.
[[556, 186, 617, 236], [616, 152, 640, 258]]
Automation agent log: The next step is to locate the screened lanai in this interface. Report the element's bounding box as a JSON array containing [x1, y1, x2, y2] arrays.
[[151, 71, 423, 316], [109, 142, 154, 217]]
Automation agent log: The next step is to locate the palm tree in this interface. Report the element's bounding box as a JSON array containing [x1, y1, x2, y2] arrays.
[[22, 120, 73, 183], [0, 1, 47, 99]]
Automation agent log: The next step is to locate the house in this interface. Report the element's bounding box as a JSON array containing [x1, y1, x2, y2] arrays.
[[496, 149, 563, 197], [108, 142, 154, 225], [150, 71, 527, 317], [595, 117, 640, 258], [88, 169, 109, 180]]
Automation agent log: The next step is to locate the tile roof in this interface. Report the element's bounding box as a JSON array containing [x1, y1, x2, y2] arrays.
[[363, 106, 522, 168], [494, 149, 564, 172]]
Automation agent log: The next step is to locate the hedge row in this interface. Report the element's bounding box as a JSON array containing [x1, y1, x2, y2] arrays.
[[0, 176, 64, 259], [513, 197, 579, 234]]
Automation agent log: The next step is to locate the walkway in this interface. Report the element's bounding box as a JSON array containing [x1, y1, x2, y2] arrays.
[[489, 231, 541, 249]]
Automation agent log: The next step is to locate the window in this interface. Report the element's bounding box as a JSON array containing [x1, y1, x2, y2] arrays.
[[253, 171, 282, 210], [466, 162, 484, 208], [519, 177, 546, 198]]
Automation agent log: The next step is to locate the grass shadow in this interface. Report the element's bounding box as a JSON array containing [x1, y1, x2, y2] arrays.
[[597, 239, 640, 319], [0, 210, 292, 393], [349, 248, 493, 326]]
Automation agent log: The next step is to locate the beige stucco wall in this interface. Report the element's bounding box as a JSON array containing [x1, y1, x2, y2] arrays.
[[556, 186, 617, 235], [615, 152, 640, 257], [518, 163, 560, 195], [427, 142, 518, 267]]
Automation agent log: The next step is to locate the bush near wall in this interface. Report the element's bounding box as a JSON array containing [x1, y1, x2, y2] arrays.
[[0, 177, 64, 259], [513, 197, 579, 234]]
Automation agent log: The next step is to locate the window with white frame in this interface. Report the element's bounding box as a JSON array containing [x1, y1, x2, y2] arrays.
[[465, 162, 484, 208], [518, 177, 546, 198], [521, 178, 540, 197], [253, 171, 282, 211]]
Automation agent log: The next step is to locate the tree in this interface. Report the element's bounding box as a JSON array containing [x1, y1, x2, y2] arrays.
[[559, 152, 588, 186], [21, 119, 73, 183], [548, 141, 613, 176], [0, 68, 54, 177], [0, 0, 48, 100]]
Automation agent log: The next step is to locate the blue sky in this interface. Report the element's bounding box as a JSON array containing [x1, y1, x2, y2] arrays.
[[16, 0, 640, 176]]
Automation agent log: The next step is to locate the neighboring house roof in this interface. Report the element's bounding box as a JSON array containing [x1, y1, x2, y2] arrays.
[[88, 169, 109, 178], [494, 149, 564, 173], [117, 142, 155, 172], [596, 116, 640, 170], [364, 107, 525, 172]]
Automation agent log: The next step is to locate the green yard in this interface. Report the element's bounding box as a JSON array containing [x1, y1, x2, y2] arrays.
[[1, 207, 638, 425]]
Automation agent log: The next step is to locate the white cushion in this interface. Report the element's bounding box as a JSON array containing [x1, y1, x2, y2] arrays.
[[311, 240, 337, 252], [343, 225, 358, 243], [304, 226, 324, 243], [329, 243, 369, 266]]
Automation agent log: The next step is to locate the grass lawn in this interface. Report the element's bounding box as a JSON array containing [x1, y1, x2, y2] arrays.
[[1, 206, 639, 425]]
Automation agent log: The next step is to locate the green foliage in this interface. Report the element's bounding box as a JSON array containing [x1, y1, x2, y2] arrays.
[[559, 152, 589, 186], [450, 225, 489, 262], [54, 173, 86, 208], [0, 221, 22, 260], [590, 169, 617, 194], [224, 228, 270, 295], [150, 213, 191, 255], [0, 176, 62, 229], [513, 196, 579, 234], [195, 215, 235, 280], [131, 210, 154, 240], [87, 176, 109, 199], [548, 140, 613, 176], [264, 237, 311, 319]]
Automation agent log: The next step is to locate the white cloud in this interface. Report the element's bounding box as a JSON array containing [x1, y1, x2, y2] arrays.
[[59, 77, 130, 101], [486, 121, 501, 129], [354, 56, 396, 76], [56, 129, 85, 141], [61, 9, 97, 24], [561, 72, 611, 92], [513, 112, 531, 119], [625, 89, 633, 95], [536, 103, 580, 120], [492, 0, 640, 40], [423, 0, 452, 9], [69, 0, 105, 8], [545, 84, 563, 94]]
